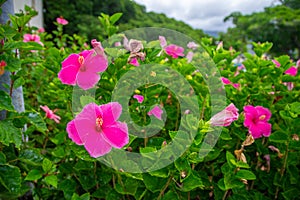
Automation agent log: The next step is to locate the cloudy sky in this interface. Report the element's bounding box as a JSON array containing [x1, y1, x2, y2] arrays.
[[134, 0, 277, 32]]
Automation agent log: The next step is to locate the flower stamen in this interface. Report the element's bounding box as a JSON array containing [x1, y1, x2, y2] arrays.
[[259, 115, 266, 120], [96, 116, 103, 132]]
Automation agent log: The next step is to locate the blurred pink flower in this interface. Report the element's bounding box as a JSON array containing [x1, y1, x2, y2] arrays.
[[216, 41, 223, 50], [67, 102, 129, 158], [148, 105, 163, 120], [58, 39, 108, 90], [243, 105, 272, 139], [296, 59, 300, 68], [186, 51, 194, 63], [272, 59, 280, 68], [210, 103, 239, 126], [40, 105, 61, 123], [0, 60, 7, 75], [114, 41, 121, 47], [23, 33, 43, 46], [37, 27, 45, 33], [129, 57, 140, 66], [159, 36, 167, 48], [187, 41, 198, 50], [133, 94, 144, 103], [165, 44, 184, 58], [221, 77, 231, 85], [56, 16, 68, 25], [284, 66, 298, 76], [232, 83, 240, 89]]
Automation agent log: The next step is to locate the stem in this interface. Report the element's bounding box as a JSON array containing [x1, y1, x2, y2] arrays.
[[222, 190, 230, 200], [157, 176, 173, 200], [275, 142, 289, 199]]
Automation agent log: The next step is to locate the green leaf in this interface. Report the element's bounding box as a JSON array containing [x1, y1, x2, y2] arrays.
[[24, 112, 47, 133], [72, 193, 90, 200], [0, 120, 22, 148], [181, 171, 204, 192], [109, 13, 123, 25], [19, 149, 44, 166], [290, 102, 300, 115], [0, 90, 14, 111], [226, 151, 237, 168], [0, 164, 21, 193], [44, 175, 58, 188], [235, 169, 256, 180], [13, 77, 25, 89], [269, 131, 289, 143], [0, 152, 6, 164], [142, 173, 168, 193], [42, 158, 53, 173], [80, 95, 95, 107], [281, 74, 298, 82], [115, 177, 139, 195], [58, 179, 77, 199], [25, 169, 43, 181]]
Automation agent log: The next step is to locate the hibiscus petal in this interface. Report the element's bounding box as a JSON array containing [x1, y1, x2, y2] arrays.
[[62, 54, 80, 68], [102, 122, 129, 148], [76, 103, 98, 120], [84, 51, 108, 73], [58, 65, 79, 85], [248, 124, 262, 139], [76, 71, 100, 90], [256, 106, 272, 121], [261, 122, 272, 137], [100, 102, 122, 125], [67, 120, 84, 145], [73, 118, 95, 143], [84, 132, 112, 158]]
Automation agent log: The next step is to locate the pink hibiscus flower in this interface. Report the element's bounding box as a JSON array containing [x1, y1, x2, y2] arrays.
[[186, 51, 194, 63], [209, 103, 239, 126], [187, 41, 198, 50], [129, 57, 140, 66], [148, 105, 163, 120], [67, 102, 129, 158], [243, 105, 272, 139], [165, 44, 185, 58], [58, 39, 108, 90], [220, 77, 240, 89], [284, 66, 298, 76], [40, 105, 61, 123], [133, 94, 144, 103], [23, 33, 43, 46], [56, 16, 68, 25]]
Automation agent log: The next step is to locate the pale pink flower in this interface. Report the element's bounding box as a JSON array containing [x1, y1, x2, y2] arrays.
[[67, 102, 129, 158], [58, 39, 108, 90], [186, 51, 194, 63], [243, 105, 272, 139], [159, 36, 167, 48], [37, 27, 45, 33], [284, 66, 298, 76], [296, 59, 300, 68], [216, 41, 223, 50], [209, 103, 239, 126], [23, 33, 43, 46], [133, 94, 144, 103], [165, 44, 184, 58], [40, 105, 61, 123], [129, 57, 140, 66], [187, 42, 198, 50], [114, 41, 121, 47], [56, 16, 68, 25], [272, 59, 280, 68], [148, 105, 163, 120]]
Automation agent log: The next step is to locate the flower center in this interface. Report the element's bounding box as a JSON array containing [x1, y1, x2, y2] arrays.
[[78, 55, 86, 72], [259, 115, 266, 120], [96, 116, 103, 132]]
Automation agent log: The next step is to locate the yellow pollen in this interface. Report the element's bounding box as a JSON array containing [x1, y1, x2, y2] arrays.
[[78, 55, 84, 65], [96, 117, 103, 129], [259, 115, 266, 120]]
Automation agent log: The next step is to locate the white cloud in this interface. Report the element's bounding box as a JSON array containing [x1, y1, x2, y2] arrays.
[[134, 0, 276, 31]]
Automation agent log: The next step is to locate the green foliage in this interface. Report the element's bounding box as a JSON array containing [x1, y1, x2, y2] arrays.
[[0, 5, 300, 200]]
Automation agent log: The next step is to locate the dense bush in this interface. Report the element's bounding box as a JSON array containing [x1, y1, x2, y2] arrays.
[[0, 6, 300, 200]]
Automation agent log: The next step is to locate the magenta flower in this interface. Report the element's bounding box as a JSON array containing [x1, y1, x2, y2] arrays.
[[0, 60, 6, 75], [165, 44, 185, 58], [272, 59, 281, 68], [209, 103, 239, 126], [23, 34, 43, 46], [221, 77, 231, 85], [67, 102, 129, 158], [284, 66, 298, 76], [58, 39, 108, 90], [148, 105, 163, 120], [133, 94, 144, 103], [243, 105, 272, 139], [129, 57, 140, 66], [40, 105, 61, 123], [56, 16, 68, 25]]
